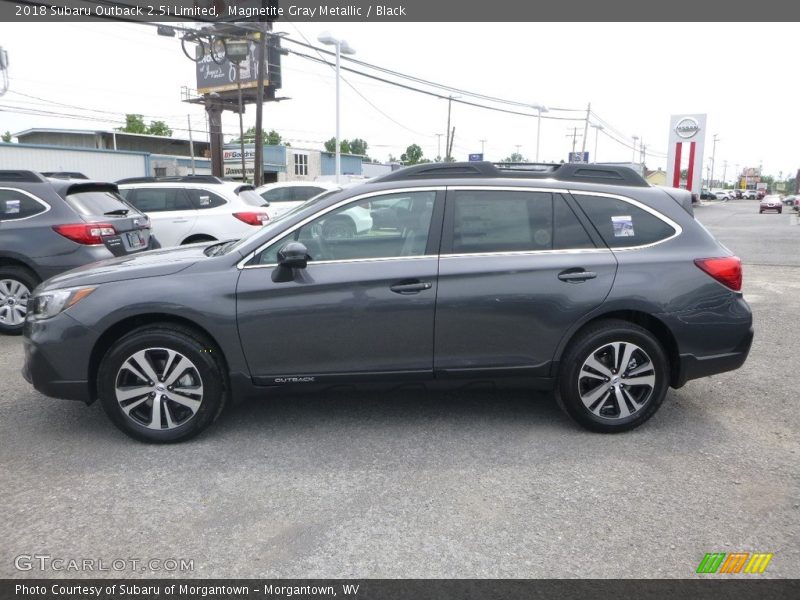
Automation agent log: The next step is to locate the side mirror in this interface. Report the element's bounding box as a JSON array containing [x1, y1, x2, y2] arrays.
[[277, 241, 309, 269]]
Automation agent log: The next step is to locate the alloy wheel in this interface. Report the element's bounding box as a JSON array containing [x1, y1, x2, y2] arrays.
[[577, 341, 656, 419], [114, 348, 204, 430], [0, 279, 31, 326]]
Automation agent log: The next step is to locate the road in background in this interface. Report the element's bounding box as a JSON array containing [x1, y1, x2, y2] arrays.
[[0, 198, 797, 578]]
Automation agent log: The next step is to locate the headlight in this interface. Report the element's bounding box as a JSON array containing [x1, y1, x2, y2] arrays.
[[29, 286, 95, 320]]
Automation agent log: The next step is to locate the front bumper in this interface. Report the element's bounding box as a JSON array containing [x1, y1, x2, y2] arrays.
[[22, 314, 95, 403]]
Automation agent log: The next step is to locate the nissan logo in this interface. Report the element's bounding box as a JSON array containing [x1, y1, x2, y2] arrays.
[[675, 117, 700, 139]]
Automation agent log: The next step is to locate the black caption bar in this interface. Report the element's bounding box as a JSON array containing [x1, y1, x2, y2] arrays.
[[2, 580, 800, 600], [2, 0, 800, 21]]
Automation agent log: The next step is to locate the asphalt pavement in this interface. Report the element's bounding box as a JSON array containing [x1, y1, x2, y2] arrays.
[[0, 198, 798, 579]]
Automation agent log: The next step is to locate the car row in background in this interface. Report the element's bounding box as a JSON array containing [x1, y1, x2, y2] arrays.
[[0, 171, 154, 334], [116, 175, 270, 247]]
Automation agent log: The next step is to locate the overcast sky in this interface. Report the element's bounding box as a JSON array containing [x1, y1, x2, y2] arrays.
[[0, 22, 797, 181]]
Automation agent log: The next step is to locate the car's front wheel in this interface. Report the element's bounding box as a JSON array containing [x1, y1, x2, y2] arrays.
[[97, 325, 227, 443], [556, 320, 669, 433]]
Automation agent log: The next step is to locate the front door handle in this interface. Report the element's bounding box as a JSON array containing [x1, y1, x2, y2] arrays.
[[390, 280, 432, 294], [558, 269, 597, 282]]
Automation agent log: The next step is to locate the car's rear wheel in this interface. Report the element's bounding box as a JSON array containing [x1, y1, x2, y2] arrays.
[[0, 267, 38, 335], [97, 325, 227, 443], [556, 320, 669, 433]]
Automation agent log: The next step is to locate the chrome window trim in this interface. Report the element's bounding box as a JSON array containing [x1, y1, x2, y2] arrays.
[[244, 254, 439, 270], [0, 187, 52, 222], [567, 190, 683, 251], [441, 248, 612, 260], [237, 186, 444, 270]]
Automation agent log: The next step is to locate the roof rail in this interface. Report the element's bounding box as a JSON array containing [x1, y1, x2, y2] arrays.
[[116, 175, 225, 185], [42, 171, 90, 180], [369, 161, 649, 187], [0, 170, 48, 183]]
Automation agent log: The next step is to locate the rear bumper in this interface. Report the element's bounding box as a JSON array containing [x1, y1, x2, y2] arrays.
[[673, 324, 754, 388]]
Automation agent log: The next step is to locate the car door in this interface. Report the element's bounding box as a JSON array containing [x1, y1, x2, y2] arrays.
[[433, 187, 617, 378], [236, 189, 444, 383], [124, 187, 196, 247]]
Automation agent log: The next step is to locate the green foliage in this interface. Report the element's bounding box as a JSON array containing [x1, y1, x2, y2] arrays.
[[324, 137, 352, 154], [502, 152, 527, 163], [117, 114, 173, 137], [1, 131, 11, 143], [401, 144, 424, 165], [231, 127, 289, 146]]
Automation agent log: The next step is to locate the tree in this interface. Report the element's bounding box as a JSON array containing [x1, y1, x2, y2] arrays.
[[231, 127, 289, 146], [502, 152, 527, 163], [324, 137, 351, 154], [117, 114, 173, 137], [118, 114, 147, 134], [400, 144, 424, 165], [349, 138, 368, 156], [147, 120, 172, 137], [1, 131, 11, 143]]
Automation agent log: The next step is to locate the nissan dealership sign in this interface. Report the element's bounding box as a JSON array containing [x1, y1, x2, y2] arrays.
[[666, 113, 707, 194], [674, 117, 701, 139]]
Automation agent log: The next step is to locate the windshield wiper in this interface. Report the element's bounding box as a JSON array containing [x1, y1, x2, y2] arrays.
[[104, 209, 129, 216], [204, 239, 239, 256]]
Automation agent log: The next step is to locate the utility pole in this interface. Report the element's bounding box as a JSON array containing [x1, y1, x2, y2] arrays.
[[632, 136, 639, 163], [580, 102, 591, 154], [253, 15, 270, 187], [187, 115, 196, 175], [710, 134, 719, 190], [566, 128, 582, 153], [515, 144, 522, 155], [435, 133, 442, 159], [445, 95, 457, 162], [447, 126, 456, 160], [590, 123, 603, 163], [480, 139, 486, 156], [722, 160, 728, 186]]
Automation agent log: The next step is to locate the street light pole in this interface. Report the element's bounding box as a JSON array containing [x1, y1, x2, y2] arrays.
[[710, 134, 719, 190], [632, 136, 639, 163], [533, 104, 548, 162], [318, 32, 355, 183]]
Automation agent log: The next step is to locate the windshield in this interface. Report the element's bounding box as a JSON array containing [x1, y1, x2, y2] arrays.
[[64, 191, 141, 217]]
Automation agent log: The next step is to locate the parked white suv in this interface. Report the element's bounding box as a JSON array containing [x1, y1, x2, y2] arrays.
[[118, 176, 269, 247], [256, 181, 335, 220]]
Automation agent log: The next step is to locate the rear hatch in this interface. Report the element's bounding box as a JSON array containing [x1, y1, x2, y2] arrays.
[[58, 182, 151, 256]]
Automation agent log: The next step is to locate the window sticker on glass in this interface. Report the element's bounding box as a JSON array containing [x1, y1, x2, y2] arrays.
[[199, 195, 211, 207], [612, 215, 634, 237], [4, 199, 20, 214]]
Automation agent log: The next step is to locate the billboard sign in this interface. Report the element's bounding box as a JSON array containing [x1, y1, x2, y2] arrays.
[[666, 113, 707, 193], [196, 40, 269, 95], [468, 153, 483, 161]]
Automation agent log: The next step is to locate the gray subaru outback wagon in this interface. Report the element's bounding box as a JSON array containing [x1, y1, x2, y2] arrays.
[[22, 162, 753, 442]]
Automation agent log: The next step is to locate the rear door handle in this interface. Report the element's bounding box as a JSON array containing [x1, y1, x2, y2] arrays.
[[390, 280, 432, 294], [558, 269, 597, 282]]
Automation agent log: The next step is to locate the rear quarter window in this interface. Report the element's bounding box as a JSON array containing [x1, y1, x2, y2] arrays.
[[572, 194, 676, 248], [0, 189, 48, 220]]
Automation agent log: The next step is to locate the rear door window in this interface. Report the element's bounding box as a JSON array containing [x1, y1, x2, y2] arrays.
[[125, 188, 193, 213], [262, 187, 296, 203], [0, 189, 48, 221], [293, 186, 327, 201], [572, 194, 676, 248], [449, 190, 554, 253]]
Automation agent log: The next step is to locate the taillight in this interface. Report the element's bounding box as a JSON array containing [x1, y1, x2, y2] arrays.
[[53, 223, 116, 245], [233, 212, 269, 226], [694, 257, 742, 291]]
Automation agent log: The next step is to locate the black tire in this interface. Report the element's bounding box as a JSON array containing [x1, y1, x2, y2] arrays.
[[321, 216, 356, 240], [97, 325, 227, 443], [555, 319, 670, 433], [0, 266, 39, 335]]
